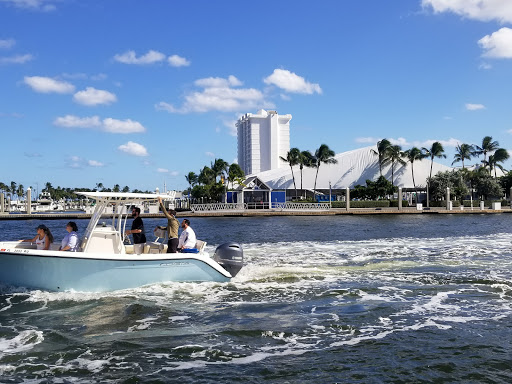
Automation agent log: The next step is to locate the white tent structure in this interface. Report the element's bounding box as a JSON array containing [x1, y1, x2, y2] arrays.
[[252, 146, 455, 191]]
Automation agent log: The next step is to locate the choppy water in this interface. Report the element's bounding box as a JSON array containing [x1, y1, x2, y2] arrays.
[[0, 215, 511, 383]]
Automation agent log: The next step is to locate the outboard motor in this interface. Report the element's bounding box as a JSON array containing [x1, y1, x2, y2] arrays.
[[213, 243, 244, 277]]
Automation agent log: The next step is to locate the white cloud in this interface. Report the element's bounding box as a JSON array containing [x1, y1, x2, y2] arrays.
[[73, 87, 117, 106], [479, 62, 493, 70], [1, 0, 57, 11], [264, 69, 322, 95], [0, 38, 15, 49], [170, 171, 179, 176], [54, 115, 146, 133], [422, 0, 512, 23], [118, 141, 148, 157], [0, 54, 33, 64], [114, 50, 166, 65], [355, 137, 380, 144], [478, 27, 512, 58], [54, 115, 101, 128], [465, 103, 486, 110], [103, 118, 145, 133], [168, 54, 191, 67], [88, 160, 104, 167], [24, 76, 75, 94], [223, 118, 238, 137], [205, 151, 215, 157], [156, 75, 271, 114], [157, 168, 169, 173]]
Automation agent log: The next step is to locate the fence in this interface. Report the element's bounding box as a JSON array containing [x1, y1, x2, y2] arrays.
[[191, 202, 331, 212]]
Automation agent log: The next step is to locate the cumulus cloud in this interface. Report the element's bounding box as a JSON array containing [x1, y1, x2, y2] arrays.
[[102, 118, 145, 133], [24, 76, 75, 94], [264, 69, 322, 95], [478, 27, 512, 58], [157, 168, 169, 173], [168, 54, 191, 67], [66, 156, 105, 169], [422, 0, 512, 23], [0, 54, 33, 64], [114, 50, 166, 65], [54, 115, 101, 128], [465, 103, 486, 110], [88, 160, 104, 167], [156, 75, 271, 114], [73, 87, 117, 106], [118, 141, 148, 157], [53, 115, 146, 133], [205, 151, 215, 157], [0, 38, 15, 49]]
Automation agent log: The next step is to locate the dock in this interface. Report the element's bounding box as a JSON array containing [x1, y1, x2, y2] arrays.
[[0, 207, 511, 220]]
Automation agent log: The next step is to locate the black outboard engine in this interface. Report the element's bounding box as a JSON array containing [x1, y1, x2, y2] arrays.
[[213, 243, 244, 277]]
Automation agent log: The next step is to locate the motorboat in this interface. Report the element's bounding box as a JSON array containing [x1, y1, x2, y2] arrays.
[[0, 192, 243, 292]]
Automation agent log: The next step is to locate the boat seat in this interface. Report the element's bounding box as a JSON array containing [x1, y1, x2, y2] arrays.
[[195, 240, 207, 253], [144, 241, 165, 254]]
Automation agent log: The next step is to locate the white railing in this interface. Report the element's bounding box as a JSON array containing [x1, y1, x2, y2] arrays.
[[191, 203, 247, 212], [190, 202, 331, 212], [274, 202, 331, 210]]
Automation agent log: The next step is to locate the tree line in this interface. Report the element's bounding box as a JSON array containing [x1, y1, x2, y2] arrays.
[[0, 182, 149, 201]]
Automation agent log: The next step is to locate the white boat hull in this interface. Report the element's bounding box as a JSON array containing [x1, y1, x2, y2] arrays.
[[0, 244, 231, 292]]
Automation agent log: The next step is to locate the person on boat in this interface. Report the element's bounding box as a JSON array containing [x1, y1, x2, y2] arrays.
[[60, 221, 79, 252], [158, 196, 179, 253], [125, 206, 146, 255], [178, 219, 197, 252], [20, 224, 54, 250]]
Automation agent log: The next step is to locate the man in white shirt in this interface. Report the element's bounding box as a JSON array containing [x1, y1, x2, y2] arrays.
[[178, 219, 197, 251]]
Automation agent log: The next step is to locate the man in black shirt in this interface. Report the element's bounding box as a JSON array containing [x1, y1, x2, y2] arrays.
[[125, 206, 146, 254]]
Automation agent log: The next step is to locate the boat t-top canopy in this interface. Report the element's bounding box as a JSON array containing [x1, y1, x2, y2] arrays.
[[76, 191, 174, 205]]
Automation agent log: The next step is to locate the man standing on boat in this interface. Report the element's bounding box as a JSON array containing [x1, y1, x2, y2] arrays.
[[158, 196, 179, 253], [178, 219, 196, 252], [125, 206, 146, 255]]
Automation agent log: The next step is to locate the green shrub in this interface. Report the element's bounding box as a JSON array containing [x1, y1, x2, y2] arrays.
[[389, 200, 409, 207], [331, 200, 390, 208]]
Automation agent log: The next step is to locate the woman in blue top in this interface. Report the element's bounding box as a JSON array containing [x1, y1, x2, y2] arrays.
[[60, 221, 79, 252]]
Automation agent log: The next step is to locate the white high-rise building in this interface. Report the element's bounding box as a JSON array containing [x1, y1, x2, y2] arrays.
[[236, 109, 292, 175]]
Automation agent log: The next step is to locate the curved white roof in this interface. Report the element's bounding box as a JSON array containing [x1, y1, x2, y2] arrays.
[[253, 146, 454, 190]]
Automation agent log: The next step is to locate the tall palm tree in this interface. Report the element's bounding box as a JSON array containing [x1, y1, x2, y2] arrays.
[[387, 145, 406, 187], [227, 163, 245, 189], [16, 184, 25, 201], [280, 148, 300, 198], [452, 143, 475, 169], [475, 136, 499, 164], [371, 139, 392, 177], [297, 150, 315, 198], [403, 147, 425, 191], [10, 181, 17, 200], [185, 171, 198, 193], [313, 144, 338, 197], [211, 158, 229, 183], [422, 142, 446, 207], [198, 166, 215, 186], [486, 148, 510, 178]]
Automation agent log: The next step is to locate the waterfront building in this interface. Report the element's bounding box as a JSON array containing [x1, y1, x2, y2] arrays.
[[236, 109, 292, 175]]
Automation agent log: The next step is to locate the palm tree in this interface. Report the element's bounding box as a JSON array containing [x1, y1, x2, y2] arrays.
[[387, 145, 406, 187], [95, 182, 104, 192], [422, 142, 446, 208], [198, 166, 215, 186], [211, 158, 229, 183], [227, 163, 245, 189], [185, 171, 198, 195], [475, 136, 499, 164], [10, 181, 17, 200], [371, 139, 392, 177], [486, 148, 510, 178], [452, 143, 475, 169], [403, 147, 425, 191], [280, 148, 300, 198], [297, 150, 315, 198], [113, 184, 121, 192], [16, 184, 25, 201], [312, 144, 338, 197], [122, 186, 130, 193]]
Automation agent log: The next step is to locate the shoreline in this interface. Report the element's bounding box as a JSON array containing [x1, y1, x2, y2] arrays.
[[0, 207, 510, 220]]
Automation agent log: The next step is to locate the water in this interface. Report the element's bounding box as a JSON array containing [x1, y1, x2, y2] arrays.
[[0, 214, 511, 383]]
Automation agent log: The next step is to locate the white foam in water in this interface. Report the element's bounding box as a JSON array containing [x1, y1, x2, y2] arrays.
[[0, 330, 44, 355]]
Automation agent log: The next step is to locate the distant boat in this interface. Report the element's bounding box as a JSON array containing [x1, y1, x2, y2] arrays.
[[0, 192, 243, 292]]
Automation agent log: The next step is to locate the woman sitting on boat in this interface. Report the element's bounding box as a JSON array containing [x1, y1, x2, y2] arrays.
[[20, 224, 54, 250], [59, 221, 79, 252]]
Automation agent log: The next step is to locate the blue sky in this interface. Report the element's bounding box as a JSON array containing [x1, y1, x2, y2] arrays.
[[1, 0, 512, 193]]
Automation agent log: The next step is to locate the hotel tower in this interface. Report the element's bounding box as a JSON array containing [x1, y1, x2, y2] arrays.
[[236, 109, 292, 175]]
